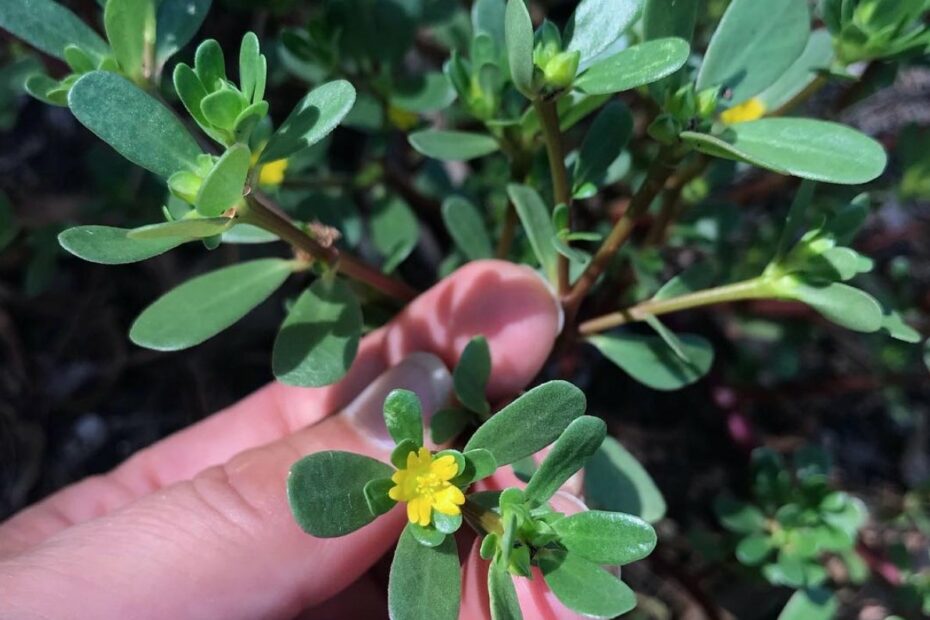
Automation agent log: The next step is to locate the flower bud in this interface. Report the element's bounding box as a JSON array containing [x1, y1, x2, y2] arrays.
[[542, 50, 580, 90]]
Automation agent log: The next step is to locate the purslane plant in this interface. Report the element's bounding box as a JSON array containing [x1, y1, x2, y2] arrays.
[[287, 379, 657, 620], [1, 0, 928, 616]]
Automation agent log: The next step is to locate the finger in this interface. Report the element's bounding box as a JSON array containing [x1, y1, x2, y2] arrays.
[[0, 357, 449, 619], [459, 492, 589, 620], [0, 260, 561, 555]]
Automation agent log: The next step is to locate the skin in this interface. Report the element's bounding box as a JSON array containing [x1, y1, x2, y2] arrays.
[[0, 260, 584, 619]]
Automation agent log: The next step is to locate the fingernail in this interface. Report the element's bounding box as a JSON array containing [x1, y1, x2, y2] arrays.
[[344, 352, 453, 449]]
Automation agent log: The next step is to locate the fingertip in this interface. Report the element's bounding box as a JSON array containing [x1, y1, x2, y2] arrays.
[[387, 260, 561, 401]]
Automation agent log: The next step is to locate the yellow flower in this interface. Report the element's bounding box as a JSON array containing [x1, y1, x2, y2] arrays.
[[389, 447, 465, 527], [720, 98, 767, 124], [387, 105, 420, 131], [257, 158, 289, 187]]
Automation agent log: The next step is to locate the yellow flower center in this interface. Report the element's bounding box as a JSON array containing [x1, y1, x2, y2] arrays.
[[389, 447, 465, 527], [720, 97, 767, 124]]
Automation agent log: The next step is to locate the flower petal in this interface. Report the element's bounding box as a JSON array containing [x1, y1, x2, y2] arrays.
[[430, 455, 459, 481]]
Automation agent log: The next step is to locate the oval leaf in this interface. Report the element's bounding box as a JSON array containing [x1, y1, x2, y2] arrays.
[[389, 524, 461, 620], [575, 38, 690, 96], [128, 217, 233, 240], [442, 197, 493, 261], [588, 332, 714, 391], [69, 71, 202, 178], [0, 0, 109, 60], [105, 0, 151, 78], [696, 0, 810, 103], [453, 336, 491, 415], [566, 0, 643, 65], [553, 510, 657, 565], [504, 0, 534, 98], [196, 144, 251, 216], [757, 29, 834, 112], [130, 258, 292, 350], [260, 80, 356, 163], [488, 559, 522, 620], [538, 550, 636, 618], [786, 280, 884, 333], [525, 416, 606, 506], [584, 436, 666, 523], [681, 118, 887, 185], [288, 450, 394, 537], [59, 225, 184, 264], [156, 0, 211, 65], [409, 130, 499, 161], [272, 277, 363, 387], [507, 184, 558, 281], [464, 381, 586, 466]]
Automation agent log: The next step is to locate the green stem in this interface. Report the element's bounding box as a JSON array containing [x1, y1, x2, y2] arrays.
[[564, 145, 685, 316], [534, 97, 572, 295], [240, 192, 419, 302], [578, 277, 770, 335]]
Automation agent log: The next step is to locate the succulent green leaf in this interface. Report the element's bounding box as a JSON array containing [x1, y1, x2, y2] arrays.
[[0, 0, 109, 60], [130, 258, 292, 350], [287, 450, 394, 537], [409, 130, 500, 161], [194, 38, 225, 89], [566, 0, 643, 65], [488, 559, 523, 620], [507, 184, 558, 282], [24, 73, 68, 106], [584, 436, 666, 523], [525, 416, 606, 506], [430, 408, 471, 444], [715, 496, 766, 533], [882, 311, 921, 344], [156, 0, 211, 65], [644, 0, 699, 43], [554, 510, 657, 565], [239, 32, 261, 102], [59, 225, 184, 264], [588, 332, 714, 391], [173, 63, 213, 132], [681, 119, 887, 185], [504, 0, 534, 98], [127, 217, 233, 240], [757, 29, 834, 112], [272, 277, 363, 387], [105, 0, 153, 79], [460, 449, 497, 484], [370, 195, 418, 273], [69, 71, 202, 178], [389, 525, 461, 620], [453, 336, 491, 416], [195, 145, 250, 216], [432, 511, 463, 535], [408, 522, 447, 547], [573, 101, 633, 195], [538, 549, 637, 618], [472, 0, 506, 50], [383, 389, 424, 447], [392, 439, 420, 470], [442, 197, 493, 261], [260, 80, 356, 163], [363, 477, 397, 516], [465, 381, 586, 466], [777, 588, 837, 620], [575, 38, 691, 95], [696, 0, 810, 103], [736, 534, 774, 566], [392, 72, 457, 113], [784, 280, 884, 332], [200, 89, 245, 131]]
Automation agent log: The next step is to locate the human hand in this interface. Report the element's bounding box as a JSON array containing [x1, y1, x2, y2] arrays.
[[0, 260, 587, 619]]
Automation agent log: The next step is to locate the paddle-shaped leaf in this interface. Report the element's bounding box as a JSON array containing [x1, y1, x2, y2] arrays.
[[260, 80, 356, 163], [488, 559, 522, 620], [524, 416, 606, 506], [442, 197, 493, 260], [127, 217, 233, 240], [554, 511, 657, 565], [156, 0, 211, 65], [782, 280, 883, 333], [588, 331, 714, 390], [453, 336, 491, 416], [696, 0, 810, 103], [681, 119, 887, 185], [288, 451, 394, 537], [370, 195, 418, 273], [504, 0, 534, 98], [59, 225, 185, 264], [464, 381, 586, 466], [757, 29, 833, 112], [388, 525, 461, 620], [383, 389, 424, 447], [130, 258, 292, 350], [566, 0, 643, 66], [272, 277, 363, 387], [575, 38, 691, 95], [538, 549, 637, 618], [409, 130, 499, 161], [105, 0, 153, 79], [585, 436, 667, 522], [507, 184, 558, 281], [69, 71, 202, 178], [0, 0, 109, 60], [195, 144, 251, 216]]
